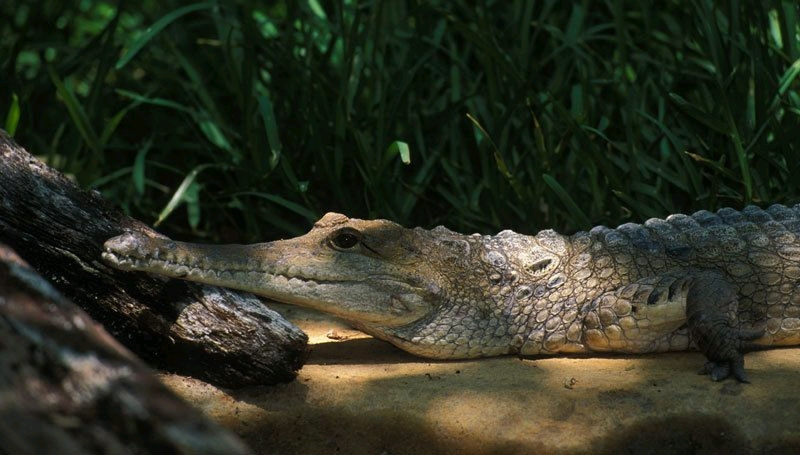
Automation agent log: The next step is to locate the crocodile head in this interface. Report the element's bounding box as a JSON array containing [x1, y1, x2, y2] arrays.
[[103, 213, 473, 352]]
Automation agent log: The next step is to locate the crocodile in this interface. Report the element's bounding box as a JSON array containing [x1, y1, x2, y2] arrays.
[[102, 205, 800, 382]]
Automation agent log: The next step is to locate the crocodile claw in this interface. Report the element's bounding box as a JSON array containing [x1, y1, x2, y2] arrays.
[[696, 328, 763, 383], [700, 358, 748, 383]]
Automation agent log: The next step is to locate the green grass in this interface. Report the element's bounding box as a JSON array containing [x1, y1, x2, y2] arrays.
[[2, 0, 799, 241]]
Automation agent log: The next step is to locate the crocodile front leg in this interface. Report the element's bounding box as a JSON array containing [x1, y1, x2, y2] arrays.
[[582, 275, 693, 354], [685, 273, 765, 382]]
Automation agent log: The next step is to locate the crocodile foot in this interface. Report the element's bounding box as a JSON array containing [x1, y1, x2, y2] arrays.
[[685, 272, 764, 382], [696, 329, 764, 382]]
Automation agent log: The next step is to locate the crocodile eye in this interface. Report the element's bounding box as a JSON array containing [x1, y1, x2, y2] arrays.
[[328, 228, 361, 250]]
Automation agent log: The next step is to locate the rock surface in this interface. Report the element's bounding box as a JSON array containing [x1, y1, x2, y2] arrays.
[[162, 304, 800, 455]]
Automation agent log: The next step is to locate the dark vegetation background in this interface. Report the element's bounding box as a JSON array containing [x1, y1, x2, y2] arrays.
[[2, 1, 799, 242]]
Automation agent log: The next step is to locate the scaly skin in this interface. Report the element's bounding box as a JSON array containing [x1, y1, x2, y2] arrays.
[[102, 205, 800, 382]]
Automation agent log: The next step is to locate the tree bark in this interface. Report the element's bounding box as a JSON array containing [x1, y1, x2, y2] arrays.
[[0, 130, 308, 387], [0, 243, 251, 454]]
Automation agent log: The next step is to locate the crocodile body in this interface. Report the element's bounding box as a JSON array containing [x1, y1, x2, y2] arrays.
[[102, 205, 800, 381]]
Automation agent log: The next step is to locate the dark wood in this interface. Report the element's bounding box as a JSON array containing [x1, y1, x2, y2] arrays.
[[0, 130, 308, 387], [0, 244, 251, 454]]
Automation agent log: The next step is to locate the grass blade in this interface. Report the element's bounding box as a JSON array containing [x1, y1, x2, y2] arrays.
[[116, 1, 216, 70], [154, 164, 219, 227], [4, 93, 20, 136], [257, 94, 282, 170], [100, 101, 140, 146], [542, 173, 591, 228], [234, 191, 319, 223], [668, 92, 731, 135], [466, 113, 525, 202], [116, 89, 194, 113], [132, 139, 152, 196], [48, 66, 100, 152], [387, 141, 411, 164]]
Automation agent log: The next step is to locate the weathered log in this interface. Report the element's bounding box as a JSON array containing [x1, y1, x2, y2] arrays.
[[0, 243, 251, 454], [0, 130, 308, 387]]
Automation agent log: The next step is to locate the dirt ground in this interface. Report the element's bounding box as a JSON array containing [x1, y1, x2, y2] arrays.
[[161, 304, 800, 455]]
